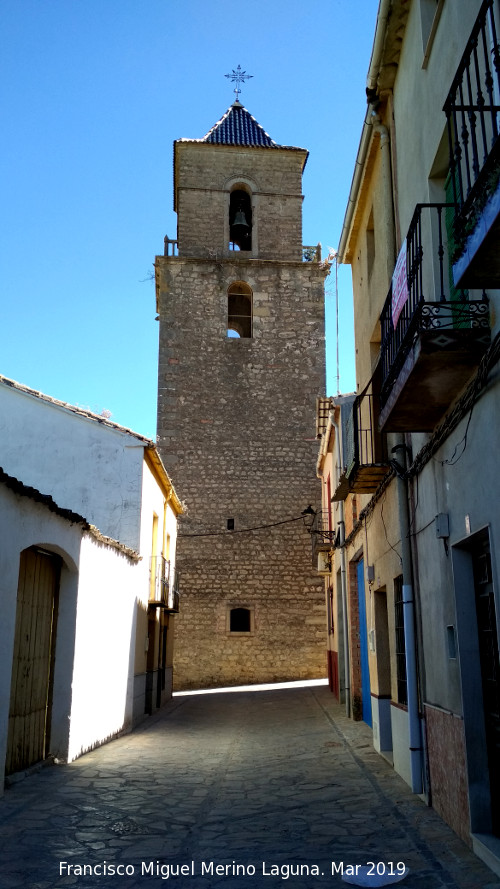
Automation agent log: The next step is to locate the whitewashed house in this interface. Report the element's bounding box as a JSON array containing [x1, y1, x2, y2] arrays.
[[0, 375, 182, 789]]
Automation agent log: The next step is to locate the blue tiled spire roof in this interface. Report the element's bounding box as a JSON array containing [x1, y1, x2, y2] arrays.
[[202, 101, 277, 147], [173, 103, 308, 209]]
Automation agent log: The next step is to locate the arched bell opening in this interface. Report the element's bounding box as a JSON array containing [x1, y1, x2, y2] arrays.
[[227, 281, 252, 338], [229, 189, 252, 252]]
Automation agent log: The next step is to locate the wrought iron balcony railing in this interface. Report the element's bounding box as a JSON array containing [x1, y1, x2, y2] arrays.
[[316, 395, 333, 439], [149, 557, 180, 612], [444, 0, 500, 240], [332, 389, 388, 501], [379, 203, 489, 408], [311, 510, 336, 555], [169, 567, 180, 613]]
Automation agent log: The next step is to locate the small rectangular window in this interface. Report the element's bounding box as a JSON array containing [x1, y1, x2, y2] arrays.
[[226, 605, 255, 635], [447, 625, 457, 660], [227, 518, 235, 531], [230, 608, 251, 632]]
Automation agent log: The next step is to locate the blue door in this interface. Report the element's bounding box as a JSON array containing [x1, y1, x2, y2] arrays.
[[357, 559, 372, 726]]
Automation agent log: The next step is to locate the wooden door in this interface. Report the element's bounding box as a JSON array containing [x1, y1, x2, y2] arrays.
[[6, 548, 60, 775]]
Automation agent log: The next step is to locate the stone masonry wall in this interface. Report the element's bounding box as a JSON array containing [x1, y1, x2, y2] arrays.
[[156, 256, 327, 689], [175, 142, 306, 260]]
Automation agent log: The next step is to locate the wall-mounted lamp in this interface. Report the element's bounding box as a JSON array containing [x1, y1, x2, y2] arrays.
[[301, 504, 316, 532]]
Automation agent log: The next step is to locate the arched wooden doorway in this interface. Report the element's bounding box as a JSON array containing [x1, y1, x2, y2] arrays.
[[6, 547, 61, 775]]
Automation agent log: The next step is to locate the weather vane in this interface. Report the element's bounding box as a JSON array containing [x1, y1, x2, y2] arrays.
[[225, 65, 253, 101]]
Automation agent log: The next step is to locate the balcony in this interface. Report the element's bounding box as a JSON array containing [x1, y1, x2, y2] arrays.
[[169, 568, 180, 614], [310, 510, 336, 566], [444, 0, 500, 288], [332, 389, 389, 501], [379, 204, 490, 432], [149, 557, 180, 612], [316, 395, 332, 439]]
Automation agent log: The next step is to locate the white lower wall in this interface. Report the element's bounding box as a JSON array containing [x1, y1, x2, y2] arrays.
[[1, 478, 174, 785], [391, 704, 426, 790], [391, 704, 411, 787], [67, 534, 145, 762]]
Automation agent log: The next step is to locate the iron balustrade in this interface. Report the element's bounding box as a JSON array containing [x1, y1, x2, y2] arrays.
[[311, 509, 336, 553], [444, 0, 500, 226], [164, 237, 178, 256], [344, 391, 384, 475], [170, 567, 180, 613], [330, 390, 388, 498], [149, 555, 169, 605], [149, 557, 180, 611], [379, 203, 488, 403]]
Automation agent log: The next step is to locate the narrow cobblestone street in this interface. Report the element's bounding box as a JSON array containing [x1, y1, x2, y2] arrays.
[[1, 683, 499, 889]]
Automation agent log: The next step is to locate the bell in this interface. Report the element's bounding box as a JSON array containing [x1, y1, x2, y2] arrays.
[[231, 208, 250, 241]]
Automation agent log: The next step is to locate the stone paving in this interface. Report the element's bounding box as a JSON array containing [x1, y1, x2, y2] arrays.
[[1, 683, 499, 889]]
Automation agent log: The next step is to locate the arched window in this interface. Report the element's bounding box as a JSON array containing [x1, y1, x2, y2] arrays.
[[227, 281, 252, 338], [229, 188, 252, 251], [229, 608, 252, 633]]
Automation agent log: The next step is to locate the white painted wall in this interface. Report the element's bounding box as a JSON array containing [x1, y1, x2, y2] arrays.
[[0, 479, 162, 786], [0, 382, 181, 788], [0, 381, 146, 551], [67, 533, 145, 762]]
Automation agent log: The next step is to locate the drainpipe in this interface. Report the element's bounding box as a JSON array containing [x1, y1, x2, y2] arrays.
[[373, 117, 396, 277], [366, 0, 392, 94], [331, 413, 351, 718], [392, 437, 423, 794]]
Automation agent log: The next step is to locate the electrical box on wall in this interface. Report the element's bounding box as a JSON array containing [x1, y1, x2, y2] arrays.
[[436, 513, 450, 538]]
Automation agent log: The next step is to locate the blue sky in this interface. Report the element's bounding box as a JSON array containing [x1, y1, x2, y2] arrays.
[[1, 1, 378, 439]]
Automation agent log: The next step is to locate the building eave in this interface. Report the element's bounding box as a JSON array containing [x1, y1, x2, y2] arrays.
[[144, 445, 183, 515], [0, 374, 152, 444], [0, 467, 141, 562]]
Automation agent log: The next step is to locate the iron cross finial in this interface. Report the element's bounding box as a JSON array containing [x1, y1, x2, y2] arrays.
[[225, 65, 253, 101]]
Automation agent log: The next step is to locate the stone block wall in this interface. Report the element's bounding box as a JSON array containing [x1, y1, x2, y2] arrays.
[[174, 142, 306, 261], [172, 521, 326, 689], [155, 255, 327, 689]]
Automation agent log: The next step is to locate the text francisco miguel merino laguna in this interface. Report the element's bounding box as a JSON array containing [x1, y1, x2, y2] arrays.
[[59, 860, 407, 880]]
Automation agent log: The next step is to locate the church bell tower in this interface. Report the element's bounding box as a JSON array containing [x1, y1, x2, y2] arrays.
[[155, 97, 327, 690]]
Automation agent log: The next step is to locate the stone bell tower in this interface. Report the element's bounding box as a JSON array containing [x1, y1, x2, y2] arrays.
[[155, 99, 327, 690]]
